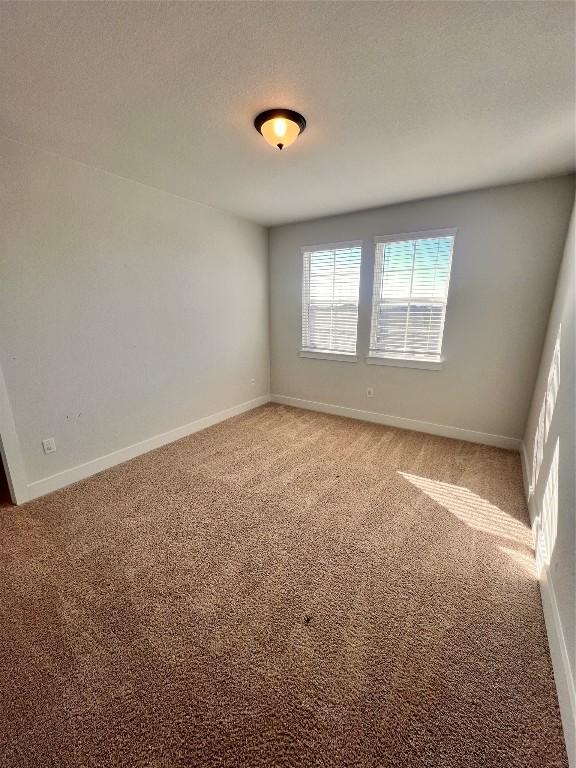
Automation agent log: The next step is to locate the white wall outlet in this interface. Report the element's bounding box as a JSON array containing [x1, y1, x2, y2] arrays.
[[366, 387, 375, 398], [42, 438, 56, 454], [250, 378, 256, 386]]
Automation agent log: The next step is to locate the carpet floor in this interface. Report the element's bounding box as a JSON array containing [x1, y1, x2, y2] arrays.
[[0, 404, 567, 767]]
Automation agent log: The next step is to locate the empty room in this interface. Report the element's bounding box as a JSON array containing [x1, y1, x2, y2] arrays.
[[0, 1, 575, 766]]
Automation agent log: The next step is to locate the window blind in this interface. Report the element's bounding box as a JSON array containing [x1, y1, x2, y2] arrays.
[[369, 232, 455, 362], [301, 243, 362, 355]]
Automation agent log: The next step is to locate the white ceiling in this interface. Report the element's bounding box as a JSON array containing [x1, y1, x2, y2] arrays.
[[1, 1, 574, 226]]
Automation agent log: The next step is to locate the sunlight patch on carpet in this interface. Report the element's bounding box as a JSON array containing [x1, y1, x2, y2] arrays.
[[399, 471, 533, 549]]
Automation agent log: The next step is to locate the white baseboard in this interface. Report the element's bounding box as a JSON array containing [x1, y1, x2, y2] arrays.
[[539, 559, 576, 766], [26, 395, 270, 501], [270, 394, 521, 450], [520, 443, 575, 766]]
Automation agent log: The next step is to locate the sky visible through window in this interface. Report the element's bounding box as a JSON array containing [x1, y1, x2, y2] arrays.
[[308, 248, 361, 303], [378, 236, 453, 302]]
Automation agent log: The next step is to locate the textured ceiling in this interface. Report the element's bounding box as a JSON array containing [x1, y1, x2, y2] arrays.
[[1, 1, 574, 226]]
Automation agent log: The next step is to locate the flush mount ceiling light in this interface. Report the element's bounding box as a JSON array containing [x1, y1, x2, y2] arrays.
[[254, 109, 306, 150]]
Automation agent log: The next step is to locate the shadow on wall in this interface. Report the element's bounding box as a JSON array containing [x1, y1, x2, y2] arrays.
[[398, 471, 536, 579], [530, 325, 561, 575]]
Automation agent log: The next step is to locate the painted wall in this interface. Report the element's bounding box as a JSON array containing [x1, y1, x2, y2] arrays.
[[0, 138, 269, 491], [523, 197, 575, 763], [269, 177, 575, 443]]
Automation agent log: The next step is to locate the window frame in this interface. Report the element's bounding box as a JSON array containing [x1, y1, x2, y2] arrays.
[[299, 240, 363, 360], [366, 228, 456, 370]]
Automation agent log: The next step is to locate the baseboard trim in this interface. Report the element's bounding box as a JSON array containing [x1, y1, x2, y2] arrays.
[[520, 443, 575, 766], [27, 395, 270, 501], [270, 394, 521, 450], [538, 555, 576, 765]]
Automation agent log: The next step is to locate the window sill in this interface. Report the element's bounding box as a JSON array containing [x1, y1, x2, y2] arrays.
[[365, 355, 443, 370], [299, 350, 358, 363]]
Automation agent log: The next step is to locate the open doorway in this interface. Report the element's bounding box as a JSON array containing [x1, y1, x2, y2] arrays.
[[0, 458, 11, 507], [0, 366, 28, 505]]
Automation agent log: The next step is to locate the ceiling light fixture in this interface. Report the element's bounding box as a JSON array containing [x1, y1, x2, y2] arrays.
[[254, 109, 306, 150]]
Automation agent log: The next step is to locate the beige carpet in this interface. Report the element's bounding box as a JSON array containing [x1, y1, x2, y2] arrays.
[[0, 404, 567, 767]]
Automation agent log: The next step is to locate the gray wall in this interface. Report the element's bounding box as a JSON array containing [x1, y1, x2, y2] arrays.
[[0, 138, 269, 486], [523, 197, 575, 761], [269, 177, 575, 441]]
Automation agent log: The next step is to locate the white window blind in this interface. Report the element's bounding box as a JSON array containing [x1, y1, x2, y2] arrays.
[[369, 231, 455, 362], [301, 242, 362, 355]]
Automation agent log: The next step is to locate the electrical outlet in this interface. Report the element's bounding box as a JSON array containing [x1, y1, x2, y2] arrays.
[[42, 438, 56, 454], [366, 387, 374, 398], [250, 378, 256, 386]]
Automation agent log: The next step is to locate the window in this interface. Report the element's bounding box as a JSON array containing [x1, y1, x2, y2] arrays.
[[301, 242, 362, 357], [368, 230, 455, 366]]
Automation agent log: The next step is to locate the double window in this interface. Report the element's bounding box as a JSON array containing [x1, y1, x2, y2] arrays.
[[300, 230, 455, 366]]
